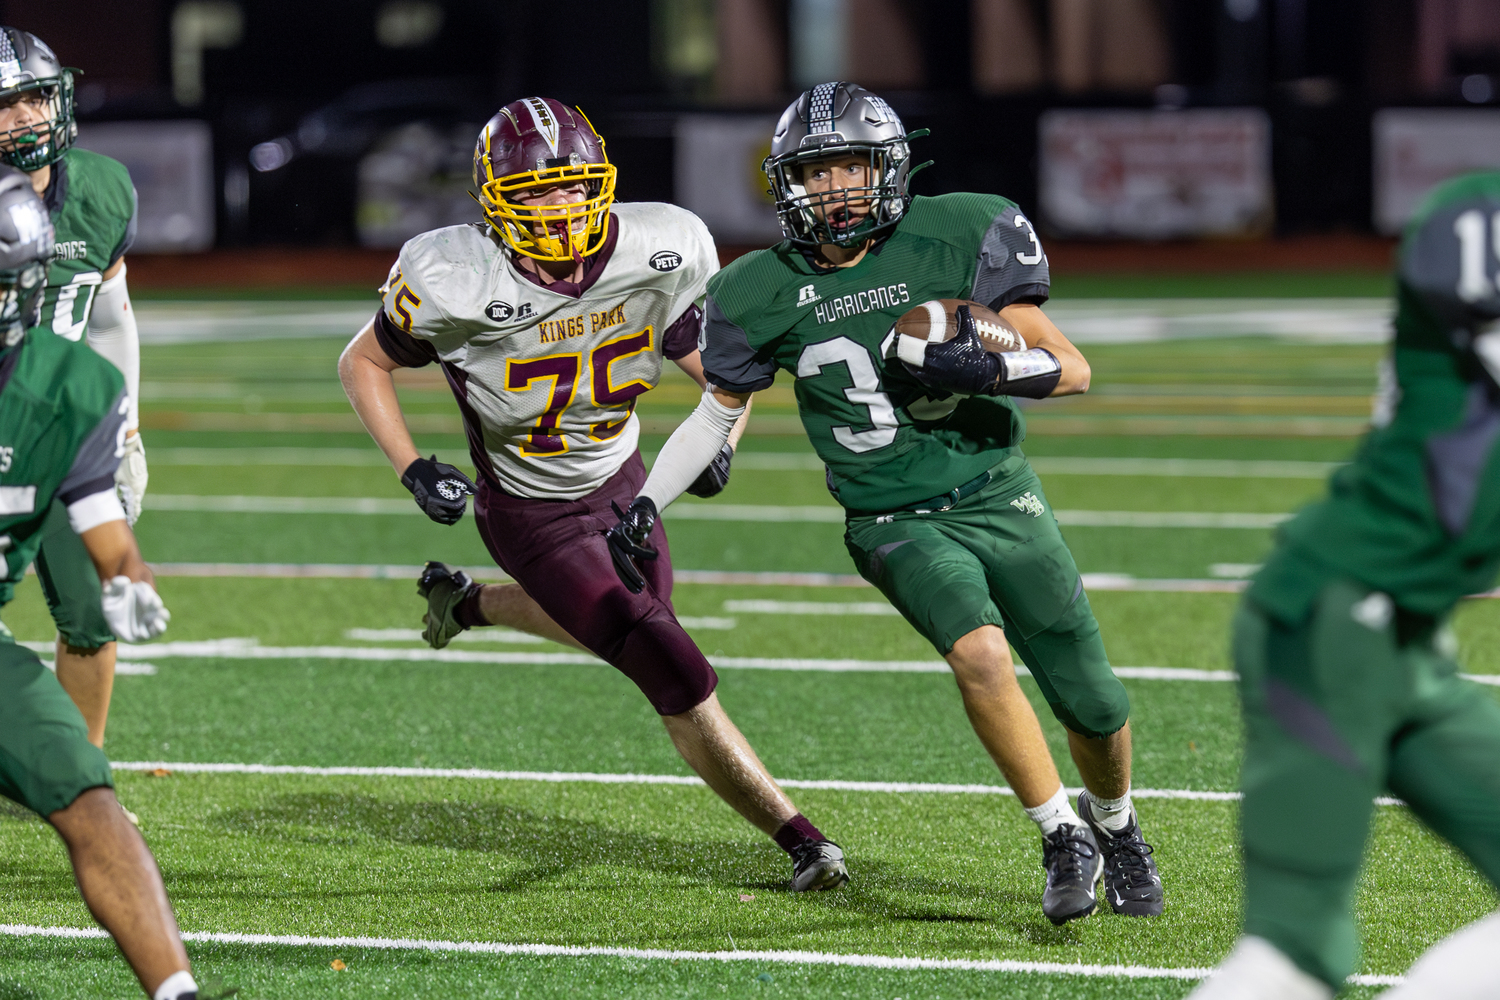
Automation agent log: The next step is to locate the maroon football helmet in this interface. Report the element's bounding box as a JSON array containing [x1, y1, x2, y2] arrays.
[[473, 97, 617, 262]]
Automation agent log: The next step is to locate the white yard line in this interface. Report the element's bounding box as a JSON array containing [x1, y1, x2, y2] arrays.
[[104, 760, 1231, 801], [0, 922, 1403, 985], [19, 637, 1498, 686], [152, 448, 1342, 480], [140, 494, 1293, 528]]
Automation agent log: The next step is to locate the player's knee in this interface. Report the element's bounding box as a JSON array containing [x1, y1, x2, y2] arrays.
[[1049, 683, 1130, 740], [615, 614, 718, 717]]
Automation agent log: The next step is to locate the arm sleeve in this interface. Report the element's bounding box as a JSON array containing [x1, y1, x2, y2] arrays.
[[638, 388, 746, 511], [85, 263, 140, 430], [970, 204, 1051, 311], [699, 294, 779, 393], [58, 388, 128, 508]]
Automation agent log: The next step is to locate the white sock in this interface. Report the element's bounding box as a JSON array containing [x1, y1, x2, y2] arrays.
[[1186, 937, 1333, 1000], [154, 970, 197, 1000], [1086, 787, 1134, 833], [1381, 911, 1500, 999], [1023, 785, 1082, 837]]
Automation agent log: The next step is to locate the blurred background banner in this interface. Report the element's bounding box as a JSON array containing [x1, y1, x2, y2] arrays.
[[7, 0, 1500, 260], [76, 120, 216, 253], [1373, 108, 1500, 234], [1038, 109, 1272, 239], [674, 115, 782, 245]]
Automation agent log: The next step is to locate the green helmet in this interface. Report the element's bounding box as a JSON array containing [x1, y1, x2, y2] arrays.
[[0, 28, 76, 172]]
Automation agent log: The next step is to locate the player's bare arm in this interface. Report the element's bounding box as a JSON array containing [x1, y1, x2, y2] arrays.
[[339, 319, 421, 476], [1000, 302, 1091, 396]]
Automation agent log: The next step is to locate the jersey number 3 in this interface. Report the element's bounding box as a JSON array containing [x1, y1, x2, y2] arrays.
[[797, 337, 898, 454]]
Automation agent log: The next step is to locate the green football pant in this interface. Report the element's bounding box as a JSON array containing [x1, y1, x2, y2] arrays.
[[844, 466, 1129, 739], [0, 637, 114, 816], [35, 497, 115, 649], [1235, 580, 1500, 988]]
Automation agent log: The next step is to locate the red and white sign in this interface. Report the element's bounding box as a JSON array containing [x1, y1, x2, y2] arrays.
[[1373, 109, 1500, 235], [1039, 109, 1273, 239]]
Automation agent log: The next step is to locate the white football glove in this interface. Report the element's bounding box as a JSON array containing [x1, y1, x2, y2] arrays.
[[101, 576, 170, 642], [115, 432, 148, 526]]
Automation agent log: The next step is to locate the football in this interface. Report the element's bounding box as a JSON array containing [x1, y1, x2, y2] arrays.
[[893, 299, 1026, 357]]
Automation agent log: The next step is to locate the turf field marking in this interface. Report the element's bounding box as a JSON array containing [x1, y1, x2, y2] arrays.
[[19, 638, 1500, 686], [345, 627, 551, 644], [0, 923, 1405, 986], [151, 448, 1343, 479], [141, 494, 1295, 528], [107, 761, 1244, 801], [139, 562, 1262, 593], [18, 638, 1232, 679], [724, 599, 901, 616]]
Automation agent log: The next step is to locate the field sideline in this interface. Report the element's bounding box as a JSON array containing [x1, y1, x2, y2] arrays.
[[3, 295, 1496, 998]]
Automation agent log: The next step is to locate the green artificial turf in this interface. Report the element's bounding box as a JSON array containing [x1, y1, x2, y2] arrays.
[[8, 316, 1498, 998]]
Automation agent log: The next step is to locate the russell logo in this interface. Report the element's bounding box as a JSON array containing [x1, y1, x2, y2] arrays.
[[796, 284, 820, 307], [649, 250, 683, 272], [485, 301, 514, 321]]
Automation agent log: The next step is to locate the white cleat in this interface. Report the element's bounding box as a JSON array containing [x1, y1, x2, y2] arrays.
[[1187, 937, 1333, 1000]]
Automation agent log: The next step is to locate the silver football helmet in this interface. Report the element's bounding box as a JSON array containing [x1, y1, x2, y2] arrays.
[[0, 165, 53, 349], [763, 81, 928, 248], [0, 28, 76, 172]]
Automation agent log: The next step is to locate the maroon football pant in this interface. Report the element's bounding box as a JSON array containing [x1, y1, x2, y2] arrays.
[[473, 451, 719, 716]]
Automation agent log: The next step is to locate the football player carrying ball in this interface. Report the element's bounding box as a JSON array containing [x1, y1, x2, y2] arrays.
[[611, 82, 1163, 924], [340, 97, 846, 892]]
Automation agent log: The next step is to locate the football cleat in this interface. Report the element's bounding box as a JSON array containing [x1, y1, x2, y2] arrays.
[[1078, 791, 1165, 917], [790, 839, 849, 892], [417, 561, 480, 650], [1041, 822, 1103, 925]]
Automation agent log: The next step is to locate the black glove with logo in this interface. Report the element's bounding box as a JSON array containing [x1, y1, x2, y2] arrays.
[[905, 304, 1004, 395], [685, 443, 734, 498], [607, 497, 659, 594], [401, 455, 477, 525], [905, 304, 1062, 399]]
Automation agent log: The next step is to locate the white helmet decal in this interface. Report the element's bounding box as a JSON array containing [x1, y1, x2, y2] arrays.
[[523, 97, 560, 156]]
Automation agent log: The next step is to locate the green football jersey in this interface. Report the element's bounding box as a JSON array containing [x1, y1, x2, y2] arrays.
[[0, 331, 126, 607], [33, 147, 136, 342], [1252, 171, 1500, 621], [702, 193, 1051, 513]]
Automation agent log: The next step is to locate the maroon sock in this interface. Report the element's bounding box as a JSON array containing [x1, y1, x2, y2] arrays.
[[772, 813, 825, 855], [454, 587, 487, 629]]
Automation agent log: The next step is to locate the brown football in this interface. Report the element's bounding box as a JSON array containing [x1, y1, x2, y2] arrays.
[[893, 300, 1025, 367]]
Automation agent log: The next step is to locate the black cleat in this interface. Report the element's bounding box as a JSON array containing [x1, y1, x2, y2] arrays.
[[790, 839, 849, 892], [417, 560, 480, 650], [1078, 791, 1164, 917], [1041, 822, 1103, 925]]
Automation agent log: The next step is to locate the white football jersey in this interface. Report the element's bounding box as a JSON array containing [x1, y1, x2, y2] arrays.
[[380, 202, 717, 499]]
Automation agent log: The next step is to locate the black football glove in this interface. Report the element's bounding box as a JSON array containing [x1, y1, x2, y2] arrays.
[[606, 497, 658, 594], [902, 304, 1062, 399], [685, 443, 734, 498], [401, 455, 477, 525]]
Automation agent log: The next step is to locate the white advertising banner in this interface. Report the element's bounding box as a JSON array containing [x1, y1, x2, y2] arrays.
[[76, 121, 215, 253], [1039, 109, 1272, 239], [675, 115, 784, 245], [1373, 109, 1500, 235]]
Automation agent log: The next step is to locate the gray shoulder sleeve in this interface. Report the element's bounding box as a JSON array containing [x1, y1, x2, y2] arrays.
[[57, 388, 127, 505], [970, 205, 1051, 312], [700, 294, 779, 393]]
